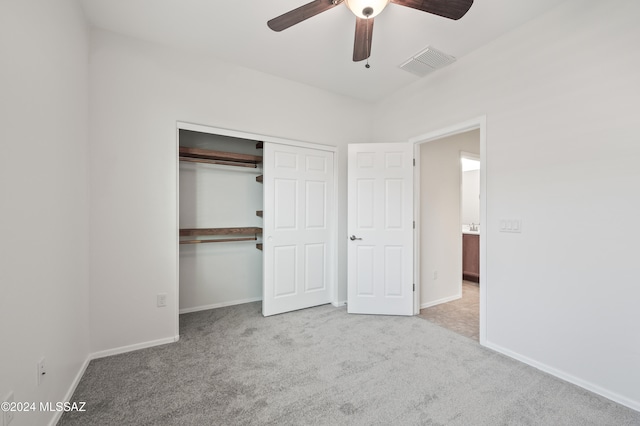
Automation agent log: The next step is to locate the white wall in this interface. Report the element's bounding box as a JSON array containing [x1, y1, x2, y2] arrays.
[[374, 0, 640, 410], [0, 0, 90, 424], [462, 169, 480, 225], [179, 132, 263, 311], [88, 29, 372, 354], [420, 131, 479, 307]]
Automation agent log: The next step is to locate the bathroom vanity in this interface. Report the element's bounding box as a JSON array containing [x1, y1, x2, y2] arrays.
[[462, 231, 479, 283]]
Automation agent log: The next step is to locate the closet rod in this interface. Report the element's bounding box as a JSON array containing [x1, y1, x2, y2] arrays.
[[179, 156, 258, 168], [180, 237, 258, 245]]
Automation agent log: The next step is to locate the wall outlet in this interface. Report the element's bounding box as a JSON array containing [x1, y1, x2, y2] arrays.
[[157, 293, 167, 307], [3, 391, 14, 425], [37, 357, 46, 386]]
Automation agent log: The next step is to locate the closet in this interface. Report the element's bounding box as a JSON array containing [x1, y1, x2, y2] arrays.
[[177, 123, 337, 318], [179, 130, 264, 313]]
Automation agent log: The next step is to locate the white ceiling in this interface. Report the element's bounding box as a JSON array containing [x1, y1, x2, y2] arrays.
[[80, 0, 561, 102]]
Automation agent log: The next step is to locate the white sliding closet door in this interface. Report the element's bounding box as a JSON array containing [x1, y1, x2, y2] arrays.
[[262, 143, 334, 316]]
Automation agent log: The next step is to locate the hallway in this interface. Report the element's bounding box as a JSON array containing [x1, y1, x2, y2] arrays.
[[418, 281, 479, 341]]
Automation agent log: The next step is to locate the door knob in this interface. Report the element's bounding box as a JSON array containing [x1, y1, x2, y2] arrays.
[[350, 235, 362, 241]]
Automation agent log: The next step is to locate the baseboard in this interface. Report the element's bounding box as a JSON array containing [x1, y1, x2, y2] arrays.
[[90, 335, 180, 360], [421, 293, 461, 309], [47, 354, 91, 426], [179, 297, 262, 314], [332, 300, 347, 307], [484, 340, 640, 413]]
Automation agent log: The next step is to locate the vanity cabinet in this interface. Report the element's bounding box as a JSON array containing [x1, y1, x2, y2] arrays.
[[462, 233, 480, 283]]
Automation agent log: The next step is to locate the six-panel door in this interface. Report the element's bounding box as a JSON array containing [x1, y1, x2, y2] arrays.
[[262, 143, 334, 316], [347, 143, 414, 315]]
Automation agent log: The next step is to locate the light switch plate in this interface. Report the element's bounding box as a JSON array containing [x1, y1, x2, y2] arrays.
[[500, 219, 522, 233]]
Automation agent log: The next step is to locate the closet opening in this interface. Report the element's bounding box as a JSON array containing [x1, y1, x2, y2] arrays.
[[178, 128, 264, 320]]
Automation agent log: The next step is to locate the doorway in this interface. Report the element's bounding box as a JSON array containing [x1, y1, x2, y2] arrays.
[[411, 117, 486, 344]]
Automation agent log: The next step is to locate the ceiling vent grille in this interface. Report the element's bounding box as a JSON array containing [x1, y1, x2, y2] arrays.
[[399, 46, 456, 77]]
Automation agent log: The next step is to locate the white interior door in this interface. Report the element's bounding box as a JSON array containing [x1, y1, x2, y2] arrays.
[[347, 143, 414, 315], [263, 143, 334, 316]]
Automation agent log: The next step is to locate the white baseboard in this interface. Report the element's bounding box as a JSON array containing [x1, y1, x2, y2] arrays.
[[47, 355, 91, 426], [179, 297, 262, 314], [332, 300, 347, 307], [484, 340, 640, 413], [421, 293, 461, 309], [90, 335, 180, 360]]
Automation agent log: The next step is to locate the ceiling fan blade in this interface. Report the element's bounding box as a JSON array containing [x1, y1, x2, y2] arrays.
[[353, 17, 374, 62], [268, 0, 342, 32], [390, 0, 473, 20]]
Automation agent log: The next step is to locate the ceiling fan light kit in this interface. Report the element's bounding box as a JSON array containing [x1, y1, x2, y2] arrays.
[[267, 0, 473, 66], [344, 0, 390, 18]]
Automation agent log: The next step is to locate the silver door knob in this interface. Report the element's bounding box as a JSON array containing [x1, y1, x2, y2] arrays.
[[350, 235, 362, 241]]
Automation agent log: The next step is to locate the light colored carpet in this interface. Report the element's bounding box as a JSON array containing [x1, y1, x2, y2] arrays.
[[60, 302, 639, 425]]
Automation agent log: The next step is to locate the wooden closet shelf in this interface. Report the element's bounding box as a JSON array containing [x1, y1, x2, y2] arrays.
[[256, 243, 263, 251], [180, 227, 262, 237], [181, 237, 257, 245], [256, 175, 263, 183], [256, 210, 263, 218], [179, 156, 258, 168], [179, 147, 262, 167]]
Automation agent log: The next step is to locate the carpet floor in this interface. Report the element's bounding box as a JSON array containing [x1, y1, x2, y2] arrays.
[[60, 302, 639, 425]]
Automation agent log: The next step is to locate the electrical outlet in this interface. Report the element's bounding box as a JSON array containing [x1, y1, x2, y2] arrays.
[[37, 358, 46, 386], [3, 391, 15, 425], [157, 293, 167, 307]]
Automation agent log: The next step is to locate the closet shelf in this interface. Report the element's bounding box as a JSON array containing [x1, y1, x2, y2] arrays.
[[256, 243, 263, 251], [256, 210, 263, 218], [256, 175, 263, 183], [181, 237, 257, 245], [180, 227, 262, 236], [179, 147, 262, 168], [180, 227, 262, 245]]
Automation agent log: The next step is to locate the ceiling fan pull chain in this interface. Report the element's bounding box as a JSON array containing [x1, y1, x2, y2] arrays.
[[365, 16, 371, 69]]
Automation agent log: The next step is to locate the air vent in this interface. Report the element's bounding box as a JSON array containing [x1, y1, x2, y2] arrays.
[[399, 46, 456, 77]]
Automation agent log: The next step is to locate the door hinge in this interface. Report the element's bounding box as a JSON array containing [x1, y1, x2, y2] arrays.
[[413, 158, 415, 166], [413, 283, 415, 291], [413, 221, 415, 229]]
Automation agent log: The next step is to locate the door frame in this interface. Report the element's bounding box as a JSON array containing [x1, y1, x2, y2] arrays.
[[175, 121, 339, 330], [409, 116, 487, 345]]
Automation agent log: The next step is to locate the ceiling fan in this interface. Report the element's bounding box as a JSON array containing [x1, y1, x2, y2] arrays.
[[267, 0, 474, 66]]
